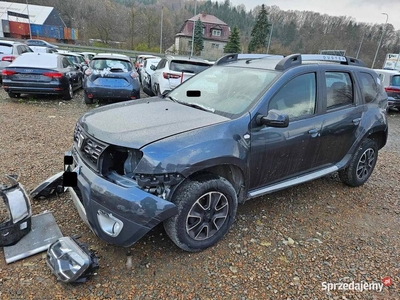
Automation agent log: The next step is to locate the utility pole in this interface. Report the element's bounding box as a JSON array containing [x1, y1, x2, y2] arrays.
[[160, 6, 163, 54], [266, 23, 273, 54], [371, 13, 389, 69], [190, 0, 197, 57], [26, 0, 32, 39], [356, 30, 365, 59]]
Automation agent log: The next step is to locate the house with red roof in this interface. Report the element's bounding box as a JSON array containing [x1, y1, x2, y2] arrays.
[[170, 12, 230, 60]]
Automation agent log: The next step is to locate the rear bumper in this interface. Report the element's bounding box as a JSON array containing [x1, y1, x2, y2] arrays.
[[388, 96, 400, 108], [2, 81, 66, 95], [67, 149, 177, 247], [84, 80, 140, 100]]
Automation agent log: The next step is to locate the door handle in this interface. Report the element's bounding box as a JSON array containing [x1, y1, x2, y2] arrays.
[[308, 128, 320, 138], [352, 118, 361, 125]]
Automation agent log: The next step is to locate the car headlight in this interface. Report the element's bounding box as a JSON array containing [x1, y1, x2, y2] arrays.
[[0, 174, 32, 246], [46, 236, 99, 283]]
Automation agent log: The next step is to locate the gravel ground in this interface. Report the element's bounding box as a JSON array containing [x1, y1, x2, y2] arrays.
[[0, 89, 399, 300]]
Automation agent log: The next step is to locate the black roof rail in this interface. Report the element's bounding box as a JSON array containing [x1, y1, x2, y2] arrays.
[[215, 53, 239, 65], [275, 54, 366, 71], [216, 53, 284, 66]]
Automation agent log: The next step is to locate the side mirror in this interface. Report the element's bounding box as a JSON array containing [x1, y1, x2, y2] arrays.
[[256, 109, 289, 128], [150, 65, 156, 71]]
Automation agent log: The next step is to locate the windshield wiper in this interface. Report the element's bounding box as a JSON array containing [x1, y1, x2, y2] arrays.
[[166, 96, 214, 113], [184, 102, 215, 113]]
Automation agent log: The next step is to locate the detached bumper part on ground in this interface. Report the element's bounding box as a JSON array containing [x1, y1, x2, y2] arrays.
[[63, 151, 178, 247], [46, 236, 99, 283], [0, 175, 32, 246]]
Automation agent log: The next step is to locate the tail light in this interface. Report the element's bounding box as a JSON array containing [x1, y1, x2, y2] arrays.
[[385, 86, 400, 93], [163, 72, 181, 79], [2, 70, 16, 76], [130, 71, 138, 79], [85, 69, 92, 76], [43, 72, 63, 78], [2, 56, 16, 62]]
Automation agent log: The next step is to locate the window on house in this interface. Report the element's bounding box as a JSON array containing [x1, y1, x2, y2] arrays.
[[211, 43, 219, 49], [212, 30, 221, 36]]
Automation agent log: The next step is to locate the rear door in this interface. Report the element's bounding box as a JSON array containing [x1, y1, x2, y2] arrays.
[[316, 69, 363, 166]]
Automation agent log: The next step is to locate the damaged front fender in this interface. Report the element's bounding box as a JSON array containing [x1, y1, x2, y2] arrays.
[[0, 175, 32, 246]]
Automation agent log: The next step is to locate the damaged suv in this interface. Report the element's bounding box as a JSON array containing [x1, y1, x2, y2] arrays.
[[64, 54, 388, 252]]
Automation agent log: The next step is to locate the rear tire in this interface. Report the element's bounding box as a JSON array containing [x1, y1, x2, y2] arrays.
[[164, 174, 238, 252], [84, 92, 93, 104], [62, 82, 73, 100], [7, 92, 20, 98], [339, 138, 378, 187]]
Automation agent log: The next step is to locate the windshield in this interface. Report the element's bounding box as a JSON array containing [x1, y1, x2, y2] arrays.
[[167, 65, 279, 117], [170, 60, 210, 73]]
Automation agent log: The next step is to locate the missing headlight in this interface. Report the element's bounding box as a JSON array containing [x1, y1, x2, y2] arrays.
[[101, 147, 142, 177]]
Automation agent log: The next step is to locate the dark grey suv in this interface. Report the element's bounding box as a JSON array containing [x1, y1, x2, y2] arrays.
[[64, 54, 388, 252]]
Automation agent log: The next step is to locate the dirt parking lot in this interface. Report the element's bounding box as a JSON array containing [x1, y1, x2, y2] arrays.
[[0, 89, 399, 300]]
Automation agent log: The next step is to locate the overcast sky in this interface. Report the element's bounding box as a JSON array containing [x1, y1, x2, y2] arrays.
[[223, 0, 399, 31]]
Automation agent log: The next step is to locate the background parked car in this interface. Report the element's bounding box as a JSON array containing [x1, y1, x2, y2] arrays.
[[134, 54, 160, 83], [25, 39, 58, 49], [29, 46, 58, 53], [1, 52, 82, 100], [141, 57, 161, 96], [374, 69, 400, 110], [0, 40, 33, 73], [150, 55, 212, 95], [58, 52, 88, 73], [83, 53, 140, 104], [79, 52, 97, 64]]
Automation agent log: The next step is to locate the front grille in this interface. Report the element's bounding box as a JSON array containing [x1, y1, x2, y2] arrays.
[[74, 124, 107, 172]]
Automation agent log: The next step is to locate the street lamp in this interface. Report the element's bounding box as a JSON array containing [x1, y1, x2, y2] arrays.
[[371, 13, 388, 69]]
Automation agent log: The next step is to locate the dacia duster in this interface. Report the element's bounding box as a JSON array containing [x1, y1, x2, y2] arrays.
[[64, 53, 388, 252]]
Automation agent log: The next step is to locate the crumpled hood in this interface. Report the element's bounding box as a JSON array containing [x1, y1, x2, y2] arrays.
[[79, 98, 229, 149]]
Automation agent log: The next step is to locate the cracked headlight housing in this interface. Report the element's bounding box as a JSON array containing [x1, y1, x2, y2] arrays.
[[46, 236, 99, 283]]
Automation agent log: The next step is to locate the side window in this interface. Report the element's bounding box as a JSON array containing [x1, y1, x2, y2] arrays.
[[325, 72, 354, 109], [62, 57, 71, 68], [157, 59, 166, 70], [269, 73, 316, 119], [359, 72, 378, 103], [392, 75, 400, 86]]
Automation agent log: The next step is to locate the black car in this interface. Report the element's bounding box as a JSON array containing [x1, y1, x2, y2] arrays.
[[63, 53, 388, 252], [2, 52, 82, 100]]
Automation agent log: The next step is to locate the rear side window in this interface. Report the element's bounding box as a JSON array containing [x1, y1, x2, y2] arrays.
[[157, 59, 167, 69], [325, 72, 354, 109], [0, 44, 12, 54], [392, 75, 400, 86], [170, 60, 210, 74], [359, 72, 379, 103]]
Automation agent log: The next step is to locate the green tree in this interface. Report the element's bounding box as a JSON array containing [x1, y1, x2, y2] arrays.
[[224, 25, 241, 53], [193, 18, 204, 56], [248, 4, 270, 53]]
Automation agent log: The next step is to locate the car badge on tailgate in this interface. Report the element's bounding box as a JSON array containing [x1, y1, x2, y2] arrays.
[[77, 134, 85, 149]]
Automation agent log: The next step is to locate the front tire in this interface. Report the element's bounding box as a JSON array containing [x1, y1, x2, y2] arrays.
[[164, 174, 238, 252], [339, 138, 378, 187]]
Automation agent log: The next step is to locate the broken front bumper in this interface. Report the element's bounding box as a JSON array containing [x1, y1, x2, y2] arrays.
[[65, 150, 178, 247]]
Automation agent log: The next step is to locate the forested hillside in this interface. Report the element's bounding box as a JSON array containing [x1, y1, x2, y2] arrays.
[[12, 0, 400, 67]]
